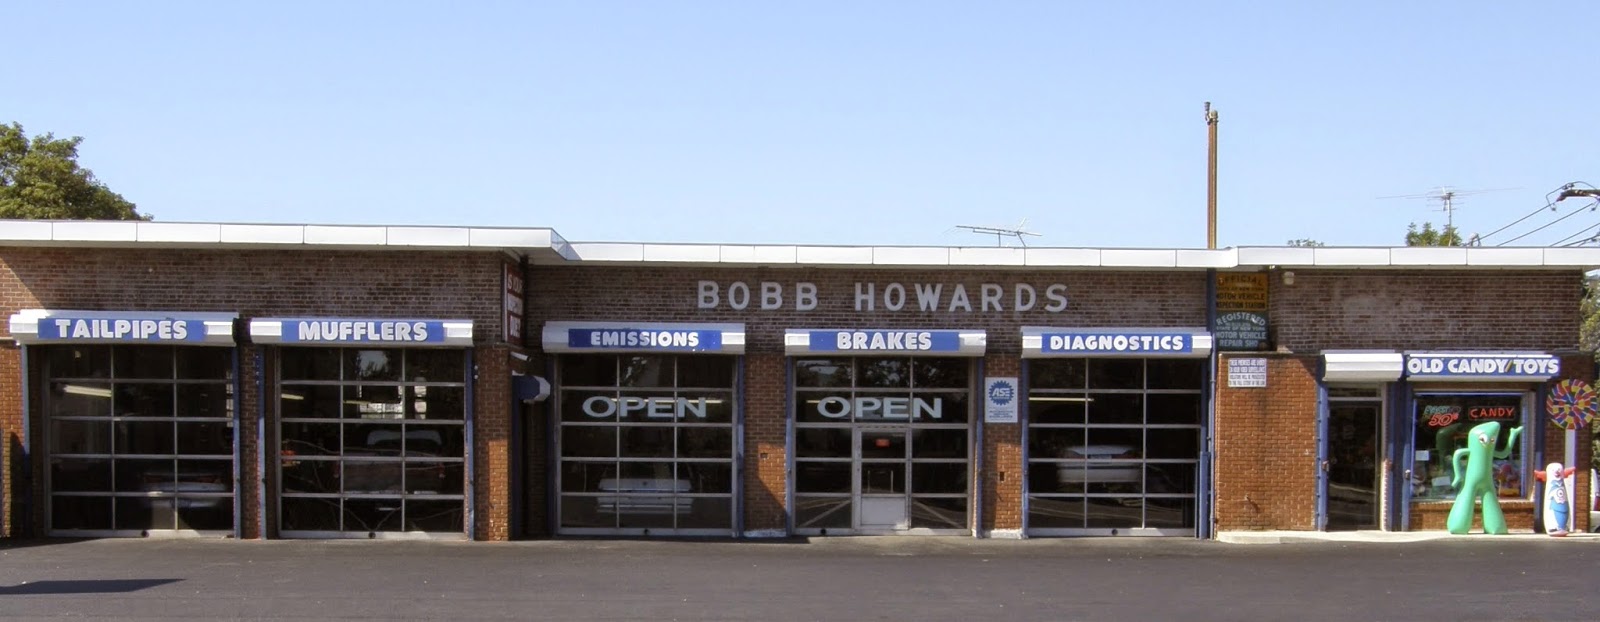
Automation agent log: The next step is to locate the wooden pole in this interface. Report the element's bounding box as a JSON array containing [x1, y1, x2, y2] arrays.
[[1206, 102, 1219, 249]]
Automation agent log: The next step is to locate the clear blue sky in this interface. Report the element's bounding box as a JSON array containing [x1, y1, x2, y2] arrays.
[[7, 1, 1598, 248]]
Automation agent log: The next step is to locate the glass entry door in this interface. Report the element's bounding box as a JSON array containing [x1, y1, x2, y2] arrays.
[[857, 428, 909, 530], [1326, 403, 1380, 530]]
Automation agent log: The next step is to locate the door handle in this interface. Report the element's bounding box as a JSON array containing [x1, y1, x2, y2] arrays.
[[1320, 460, 1329, 473]]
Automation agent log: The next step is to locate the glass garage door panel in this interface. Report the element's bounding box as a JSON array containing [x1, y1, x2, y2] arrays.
[[1026, 358, 1203, 535], [277, 348, 467, 538], [43, 345, 236, 536], [556, 354, 737, 535]]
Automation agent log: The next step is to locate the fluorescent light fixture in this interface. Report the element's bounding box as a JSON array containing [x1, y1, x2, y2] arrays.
[[280, 392, 305, 401], [1028, 396, 1095, 403], [62, 384, 113, 398]]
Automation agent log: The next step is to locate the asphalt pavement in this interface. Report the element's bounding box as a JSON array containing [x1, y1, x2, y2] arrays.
[[1, 535, 1596, 621]]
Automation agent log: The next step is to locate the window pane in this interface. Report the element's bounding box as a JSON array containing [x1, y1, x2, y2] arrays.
[[1088, 393, 1143, 425], [117, 420, 174, 455], [795, 497, 851, 528], [912, 429, 968, 459], [344, 498, 406, 532], [406, 349, 464, 384], [678, 427, 732, 459], [346, 349, 401, 382], [1411, 394, 1523, 501], [795, 359, 852, 388], [1029, 359, 1085, 389], [47, 345, 110, 379], [680, 462, 732, 494], [281, 385, 341, 420], [620, 427, 674, 459], [280, 497, 342, 531], [53, 496, 113, 531], [51, 458, 113, 492], [114, 384, 174, 418], [411, 386, 465, 421], [561, 462, 616, 493], [1147, 394, 1201, 425], [678, 357, 733, 388], [51, 419, 110, 454], [910, 497, 966, 529], [1088, 359, 1143, 390], [560, 355, 616, 386], [796, 391, 852, 424], [911, 463, 968, 494], [280, 348, 342, 381], [913, 358, 969, 389], [1085, 497, 1142, 528], [1029, 427, 1087, 461], [343, 386, 403, 420], [282, 459, 339, 494], [561, 426, 618, 458], [858, 358, 909, 388], [406, 461, 462, 495], [177, 348, 232, 380], [795, 427, 851, 458], [1026, 495, 1083, 529], [176, 422, 233, 455], [1146, 359, 1204, 390], [115, 346, 174, 379], [281, 422, 340, 456], [618, 355, 673, 387], [796, 462, 852, 493], [677, 497, 732, 530], [1029, 395, 1087, 425], [177, 384, 231, 419], [405, 499, 464, 532], [1147, 428, 1199, 460], [928, 393, 970, 424], [562, 390, 617, 423]]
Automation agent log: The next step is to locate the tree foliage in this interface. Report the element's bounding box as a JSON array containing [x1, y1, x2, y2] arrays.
[[1286, 238, 1324, 247], [0, 122, 147, 220], [1404, 222, 1462, 246]]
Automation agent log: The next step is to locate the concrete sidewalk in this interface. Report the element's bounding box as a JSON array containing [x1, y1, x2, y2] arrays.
[[1216, 529, 1600, 544]]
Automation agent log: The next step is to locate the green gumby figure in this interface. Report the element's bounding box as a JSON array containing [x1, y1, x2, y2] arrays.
[[1447, 421, 1522, 535]]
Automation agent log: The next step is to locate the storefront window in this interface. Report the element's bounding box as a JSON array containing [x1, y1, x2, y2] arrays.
[[1409, 393, 1525, 501], [278, 347, 466, 535], [1026, 358, 1204, 533], [556, 354, 736, 534], [44, 345, 235, 534]]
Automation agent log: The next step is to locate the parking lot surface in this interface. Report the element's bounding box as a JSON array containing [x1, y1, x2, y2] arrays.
[[1, 536, 1596, 621]]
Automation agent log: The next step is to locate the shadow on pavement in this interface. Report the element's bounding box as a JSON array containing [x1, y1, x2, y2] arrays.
[[0, 578, 181, 595]]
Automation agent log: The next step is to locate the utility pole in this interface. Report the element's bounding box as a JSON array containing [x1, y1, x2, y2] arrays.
[[1205, 102, 1219, 250]]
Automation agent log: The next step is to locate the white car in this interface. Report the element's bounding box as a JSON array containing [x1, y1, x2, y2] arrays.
[[139, 469, 229, 509], [1056, 445, 1141, 485], [596, 476, 693, 515]]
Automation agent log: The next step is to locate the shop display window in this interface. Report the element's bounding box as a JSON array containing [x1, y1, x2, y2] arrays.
[[1409, 393, 1526, 502]]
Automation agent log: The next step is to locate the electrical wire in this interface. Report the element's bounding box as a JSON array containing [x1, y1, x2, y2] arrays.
[[1554, 219, 1600, 246], [1474, 184, 1572, 244], [1498, 198, 1599, 245]]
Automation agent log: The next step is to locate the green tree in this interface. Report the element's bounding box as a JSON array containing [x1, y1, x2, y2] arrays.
[[1404, 222, 1462, 246], [0, 122, 147, 220]]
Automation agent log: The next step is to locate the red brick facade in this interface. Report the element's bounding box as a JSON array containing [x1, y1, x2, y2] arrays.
[[2, 243, 1593, 539]]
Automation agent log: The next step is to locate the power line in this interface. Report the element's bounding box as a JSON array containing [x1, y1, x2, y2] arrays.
[[1473, 184, 1573, 244], [1497, 198, 1598, 245], [1554, 220, 1600, 246]]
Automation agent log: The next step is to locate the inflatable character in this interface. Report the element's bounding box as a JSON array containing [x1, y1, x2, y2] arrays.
[[1535, 462, 1577, 536], [1447, 421, 1522, 535]]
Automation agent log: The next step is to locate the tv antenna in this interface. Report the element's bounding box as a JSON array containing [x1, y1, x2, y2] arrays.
[[956, 219, 1041, 247], [1377, 186, 1517, 228]]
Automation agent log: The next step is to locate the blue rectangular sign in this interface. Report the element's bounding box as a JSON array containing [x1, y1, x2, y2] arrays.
[[1040, 332, 1193, 354], [283, 319, 447, 344], [566, 328, 723, 351], [37, 317, 208, 342], [1405, 355, 1560, 378], [807, 330, 963, 352]]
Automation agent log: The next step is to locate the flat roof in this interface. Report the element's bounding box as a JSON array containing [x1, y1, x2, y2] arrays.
[[3, 219, 1598, 270]]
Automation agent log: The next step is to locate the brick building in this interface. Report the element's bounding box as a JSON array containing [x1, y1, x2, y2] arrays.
[[1, 220, 1593, 539]]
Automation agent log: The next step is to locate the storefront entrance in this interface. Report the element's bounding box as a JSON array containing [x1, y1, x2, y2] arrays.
[[1325, 399, 1380, 531], [792, 354, 974, 535]]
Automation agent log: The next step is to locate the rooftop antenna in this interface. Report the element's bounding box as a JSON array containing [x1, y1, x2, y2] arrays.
[[1377, 186, 1517, 228], [956, 219, 1041, 247]]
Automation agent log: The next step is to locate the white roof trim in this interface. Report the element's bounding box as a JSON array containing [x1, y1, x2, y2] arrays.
[[4, 220, 1600, 270], [1323, 351, 1404, 383]]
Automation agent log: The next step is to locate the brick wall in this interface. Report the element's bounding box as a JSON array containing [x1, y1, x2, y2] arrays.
[[1270, 270, 1580, 351], [0, 345, 18, 536], [0, 247, 513, 538], [743, 353, 787, 532], [474, 345, 513, 541], [1214, 354, 1319, 531], [982, 355, 1022, 532]]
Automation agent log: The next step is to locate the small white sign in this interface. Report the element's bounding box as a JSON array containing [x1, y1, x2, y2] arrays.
[[1228, 358, 1268, 388], [984, 377, 1019, 423]]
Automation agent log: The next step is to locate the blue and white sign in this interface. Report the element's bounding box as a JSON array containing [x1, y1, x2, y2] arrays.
[[8, 310, 237, 345], [1021, 327, 1213, 358], [984, 377, 1019, 423], [543, 322, 745, 354], [784, 329, 986, 356], [1404, 353, 1560, 381], [251, 318, 474, 347]]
